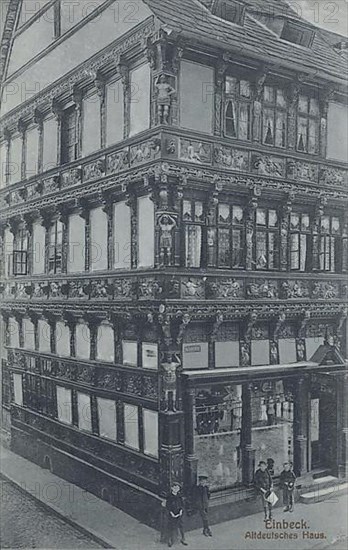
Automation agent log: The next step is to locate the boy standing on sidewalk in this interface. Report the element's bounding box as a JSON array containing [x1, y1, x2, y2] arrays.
[[165, 483, 188, 547], [279, 462, 296, 512], [254, 461, 274, 521], [193, 475, 212, 537]]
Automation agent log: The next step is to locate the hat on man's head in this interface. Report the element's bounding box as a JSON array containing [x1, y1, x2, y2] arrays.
[[258, 460, 267, 466], [198, 474, 208, 480]]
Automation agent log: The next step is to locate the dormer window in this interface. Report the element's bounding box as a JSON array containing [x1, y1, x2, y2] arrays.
[[211, 0, 245, 25], [280, 20, 315, 48]]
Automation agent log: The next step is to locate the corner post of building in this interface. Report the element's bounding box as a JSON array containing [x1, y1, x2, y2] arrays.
[[72, 86, 83, 159], [153, 172, 178, 268], [33, 108, 44, 174], [293, 375, 310, 477], [252, 67, 268, 142], [182, 386, 198, 493], [51, 98, 62, 166], [245, 187, 260, 271], [117, 58, 130, 139], [65, 314, 76, 358], [3, 128, 11, 186], [101, 196, 114, 271], [124, 181, 137, 269], [94, 71, 106, 149], [240, 381, 255, 486], [173, 177, 184, 266], [214, 53, 229, 136], [312, 195, 327, 272], [206, 183, 219, 268], [285, 79, 300, 150], [280, 193, 293, 272]]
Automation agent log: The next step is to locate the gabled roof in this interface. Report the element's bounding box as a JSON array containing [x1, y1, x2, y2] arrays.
[[143, 0, 348, 83]]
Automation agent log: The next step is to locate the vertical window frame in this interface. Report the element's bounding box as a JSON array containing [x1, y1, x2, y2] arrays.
[[224, 76, 252, 141]]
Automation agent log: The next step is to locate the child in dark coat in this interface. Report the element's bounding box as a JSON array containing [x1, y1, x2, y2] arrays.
[[165, 483, 188, 547], [193, 475, 212, 537], [254, 461, 274, 521], [279, 462, 296, 512]]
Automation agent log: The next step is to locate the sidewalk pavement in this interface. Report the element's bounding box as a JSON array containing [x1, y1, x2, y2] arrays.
[[1, 442, 347, 550]]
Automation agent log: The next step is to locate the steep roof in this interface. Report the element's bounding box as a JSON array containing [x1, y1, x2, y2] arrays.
[[143, 0, 348, 83]]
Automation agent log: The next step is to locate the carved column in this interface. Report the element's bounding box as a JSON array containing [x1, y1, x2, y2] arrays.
[[245, 188, 260, 271], [125, 185, 137, 269], [241, 311, 257, 367], [214, 54, 228, 136], [3, 129, 11, 186], [118, 60, 130, 139], [59, 207, 69, 274], [34, 109, 44, 174], [319, 87, 334, 158], [271, 312, 286, 365], [209, 312, 223, 370], [154, 176, 178, 267], [15, 314, 24, 349], [18, 119, 26, 181], [297, 309, 310, 361], [51, 98, 62, 166], [94, 72, 106, 149], [173, 180, 183, 266], [280, 195, 293, 271], [183, 387, 198, 492], [312, 196, 327, 271], [252, 69, 268, 142], [72, 87, 82, 159], [240, 383, 256, 486], [102, 200, 113, 270], [206, 186, 219, 267], [293, 375, 310, 477], [286, 81, 300, 150], [86, 316, 98, 361]]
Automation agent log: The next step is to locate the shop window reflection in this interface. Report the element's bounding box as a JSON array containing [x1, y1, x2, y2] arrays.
[[251, 379, 294, 477], [194, 385, 242, 490]]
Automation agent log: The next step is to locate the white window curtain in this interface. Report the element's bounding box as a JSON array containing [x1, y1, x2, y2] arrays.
[[67, 213, 85, 273], [180, 61, 214, 133], [77, 392, 92, 432], [56, 386, 72, 425], [32, 222, 46, 275], [97, 324, 115, 363], [42, 117, 58, 171], [106, 79, 124, 146], [142, 343, 158, 370], [97, 398, 117, 440], [56, 321, 70, 357], [82, 93, 101, 156], [38, 319, 51, 354], [143, 409, 158, 457], [129, 64, 151, 136], [137, 196, 155, 268], [13, 373, 23, 406], [122, 341, 138, 366], [89, 207, 108, 272], [22, 318, 35, 350], [75, 322, 90, 360], [9, 135, 22, 184], [124, 404, 139, 450], [8, 318, 20, 348], [25, 126, 39, 178], [185, 225, 202, 267]]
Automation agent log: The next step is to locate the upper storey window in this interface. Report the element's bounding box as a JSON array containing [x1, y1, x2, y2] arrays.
[[262, 85, 287, 148], [180, 61, 214, 134], [280, 20, 315, 48], [211, 0, 245, 25], [327, 102, 348, 162], [13, 228, 29, 276], [297, 94, 319, 154], [61, 106, 77, 164], [224, 77, 251, 140]]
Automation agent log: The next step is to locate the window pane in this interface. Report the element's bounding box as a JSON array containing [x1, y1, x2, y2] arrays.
[[122, 341, 137, 366], [8, 318, 20, 348], [75, 323, 90, 360], [77, 392, 92, 432], [240, 80, 251, 98], [98, 398, 117, 441], [13, 373, 23, 406], [215, 341, 240, 367], [114, 201, 131, 269], [38, 319, 51, 354], [239, 103, 250, 140], [68, 214, 85, 273], [225, 100, 237, 137], [9, 136, 22, 184], [297, 117, 308, 151], [180, 61, 214, 134], [263, 108, 274, 145], [138, 195, 155, 268], [124, 404, 139, 450], [142, 343, 158, 370], [275, 111, 286, 147], [232, 229, 243, 267], [90, 207, 108, 272], [290, 233, 299, 270], [269, 210, 278, 227], [143, 409, 158, 457], [276, 89, 286, 107], [130, 64, 151, 136], [23, 318, 35, 350], [25, 126, 39, 178], [82, 93, 101, 156], [226, 77, 237, 94], [256, 232, 267, 269], [299, 95, 308, 113], [56, 322, 70, 357], [97, 324, 115, 363], [219, 203, 230, 223], [106, 80, 124, 146], [183, 342, 209, 369], [264, 85, 274, 103], [308, 119, 318, 154], [185, 225, 202, 267], [309, 98, 319, 116], [56, 386, 72, 425], [300, 234, 307, 271], [42, 117, 57, 171], [251, 340, 270, 365], [232, 205, 243, 223], [218, 228, 230, 266], [256, 209, 266, 226], [268, 232, 277, 269]]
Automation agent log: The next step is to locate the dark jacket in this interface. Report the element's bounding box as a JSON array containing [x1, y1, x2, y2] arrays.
[[166, 494, 184, 517], [194, 484, 210, 509], [254, 468, 272, 492], [279, 470, 296, 489]]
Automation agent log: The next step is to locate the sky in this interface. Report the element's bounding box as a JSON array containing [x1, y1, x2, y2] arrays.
[[289, 0, 348, 37]]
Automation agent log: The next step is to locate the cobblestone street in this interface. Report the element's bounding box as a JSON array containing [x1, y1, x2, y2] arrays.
[[0, 477, 101, 549]]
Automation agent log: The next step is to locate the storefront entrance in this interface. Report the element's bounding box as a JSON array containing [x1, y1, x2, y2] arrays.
[[310, 374, 338, 471]]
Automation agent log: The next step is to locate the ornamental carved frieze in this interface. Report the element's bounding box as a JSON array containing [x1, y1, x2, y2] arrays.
[[280, 280, 310, 299], [179, 139, 212, 165], [124, 373, 143, 397], [111, 279, 135, 300], [164, 137, 177, 156], [16, 283, 30, 299], [213, 145, 249, 171], [61, 167, 82, 188], [32, 282, 49, 299], [55, 361, 74, 380], [247, 279, 278, 299], [42, 175, 60, 195], [251, 154, 286, 177], [319, 166, 347, 187], [106, 148, 129, 174], [26, 183, 42, 201], [98, 368, 123, 392], [69, 280, 89, 299], [129, 138, 161, 166], [82, 158, 106, 183], [286, 159, 318, 183], [312, 281, 340, 299], [49, 281, 68, 299], [207, 278, 244, 300], [89, 279, 110, 299], [138, 278, 163, 299], [75, 364, 94, 384], [167, 278, 180, 298], [181, 278, 205, 299], [142, 375, 158, 400]]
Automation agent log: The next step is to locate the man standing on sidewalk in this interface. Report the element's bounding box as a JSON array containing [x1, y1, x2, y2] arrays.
[[193, 475, 212, 537], [279, 462, 296, 512], [165, 483, 188, 547]]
